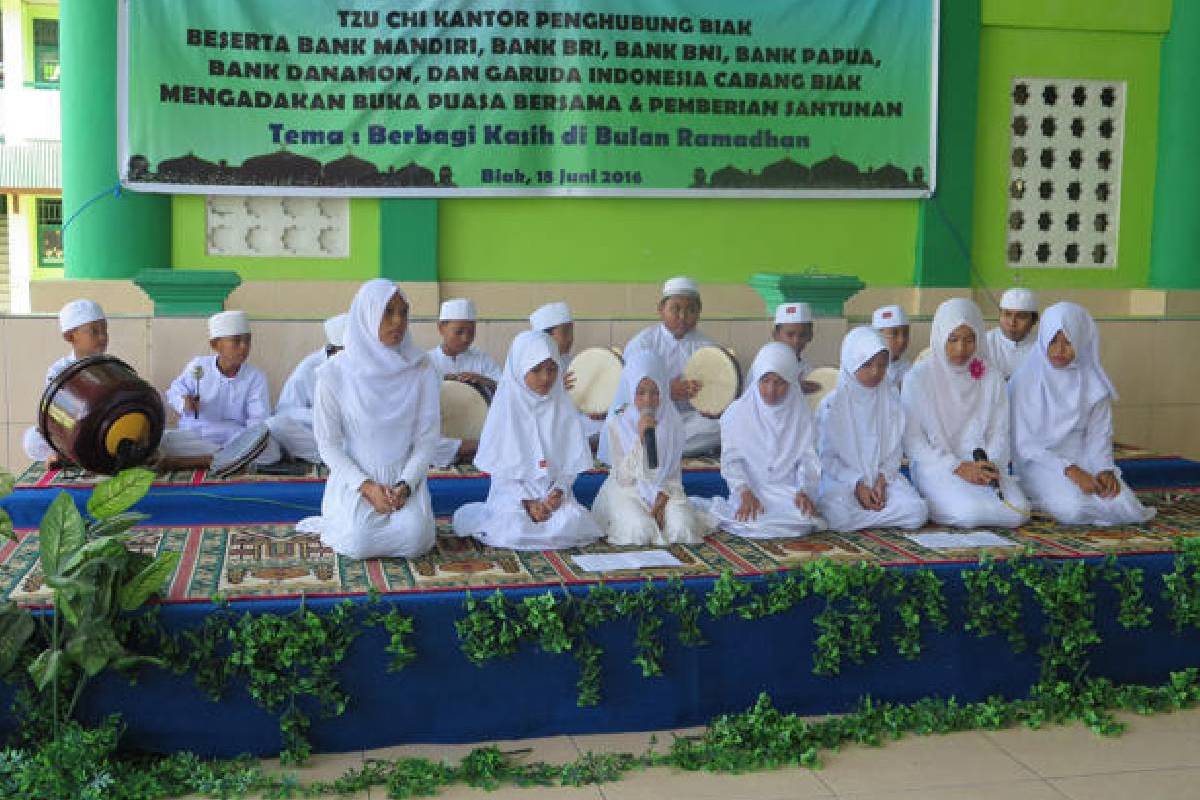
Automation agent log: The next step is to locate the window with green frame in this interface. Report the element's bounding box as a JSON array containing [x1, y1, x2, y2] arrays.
[[37, 198, 63, 268], [33, 18, 58, 85]]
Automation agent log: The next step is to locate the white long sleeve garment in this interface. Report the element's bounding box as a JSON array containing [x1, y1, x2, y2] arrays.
[[23, 354, 77, 461], [623, 323, 721, 456], [166, 355, 272, 448], [986, 327, 1035, 380], [426, 345, 502, 382], [266, 348, 326, 462]]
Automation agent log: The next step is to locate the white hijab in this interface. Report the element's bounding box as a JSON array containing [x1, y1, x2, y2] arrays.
[[475, 330, 593, 481], [823, 327, 901, 480], [322, 279, 427, 427], [598, 350, 684, 491], [1010, 301, 1116, 447], [908, 298, 1003, 457], [721, 342, 813, 479]]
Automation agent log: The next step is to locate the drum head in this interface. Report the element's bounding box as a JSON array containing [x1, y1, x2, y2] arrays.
[[567, 347, 624, 415], [805, 367, 840, 411], [440, 379, 491, 440], [685, 346, 742, 417], [209, 423, 270, 478]]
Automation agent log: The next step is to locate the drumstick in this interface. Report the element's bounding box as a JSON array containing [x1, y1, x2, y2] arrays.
[[191, 365, 203, 418]]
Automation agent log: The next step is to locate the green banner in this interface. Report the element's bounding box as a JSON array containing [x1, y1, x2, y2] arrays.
[[120, 0, 937, 196]]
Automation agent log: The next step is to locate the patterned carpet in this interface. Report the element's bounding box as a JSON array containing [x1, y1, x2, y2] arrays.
[[1, 486, 1195, 606]]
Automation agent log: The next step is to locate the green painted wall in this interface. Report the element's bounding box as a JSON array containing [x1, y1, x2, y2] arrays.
[[981, 0, 1172, 34], [380, 200, 438, 281], [972, 25, 1163, 289], [170, 195, 382, 280], [438, 198, 919, 286], [1149, 0, 1200, 289]]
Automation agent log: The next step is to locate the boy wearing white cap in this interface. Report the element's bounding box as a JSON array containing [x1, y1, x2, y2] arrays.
[[428, 298, 499, 467], [165, 309, 279, 462], [624, 276, 720, 456], [871, 304, 912, 392], [772, 302, 822, 394], [265, 314, 347, 463], [530, 301, 604, 448], [23, 299, 110, 463], [986, 288, 1039, 379]]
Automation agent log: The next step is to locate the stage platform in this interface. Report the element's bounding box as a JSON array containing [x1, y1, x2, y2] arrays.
[[1, 446, 1199, 757]]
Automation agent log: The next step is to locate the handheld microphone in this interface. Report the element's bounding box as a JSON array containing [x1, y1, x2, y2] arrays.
[[644, 426, 658, 470], [972, 448, 1000, 490]]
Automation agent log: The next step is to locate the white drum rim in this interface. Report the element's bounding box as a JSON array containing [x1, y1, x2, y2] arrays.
[[439, 379, 491, 440]]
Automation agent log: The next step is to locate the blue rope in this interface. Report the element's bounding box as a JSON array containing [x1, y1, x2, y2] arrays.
[[61, 181, 123, 232], [928, 192, 1002, 308], [167, 491, 321, 514]]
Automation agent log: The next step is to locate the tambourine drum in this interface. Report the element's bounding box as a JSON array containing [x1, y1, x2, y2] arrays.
[[684, 346, 742, 417], [209, 423, 271, 479], [914, 346, 932, 365], [567, 347, 623, 415], [38, 355, 166, 475], [440, 379, 492, 441], [804, 367, 840, 411]]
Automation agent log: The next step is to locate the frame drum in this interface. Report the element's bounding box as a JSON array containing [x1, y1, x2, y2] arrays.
[[440, 379, 492, 441], [208, 423, 271, 479], [684, 346, 742, 418], [566, 347, 623, 415], [38, 355, 166, 474], [804, 367, 840, 411]]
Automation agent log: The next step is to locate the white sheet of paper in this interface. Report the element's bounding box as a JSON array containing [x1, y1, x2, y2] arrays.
[[572, 550, 685, 572], [905, 531, 1018, 549]]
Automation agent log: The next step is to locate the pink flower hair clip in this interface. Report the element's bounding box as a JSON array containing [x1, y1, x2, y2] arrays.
[[969, 357, 986, 380]]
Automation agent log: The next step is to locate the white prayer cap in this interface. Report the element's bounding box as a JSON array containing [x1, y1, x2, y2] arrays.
[[529, 301, 572, 331], [323, 313, 348, 347], [661, 275, 700, 298], [207, 309, 250, 339], [58, 299, 105, 333], [439, 297, 476, 322], [774, 302, 813, 325], [999, 288, 1038, 313], [871, 304, 908, 329]]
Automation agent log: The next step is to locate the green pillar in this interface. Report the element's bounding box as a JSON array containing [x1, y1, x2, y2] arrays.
[[1149, 0, 1200, 289], [380, 200, 438, 281], [61, 0, 170, 279], [914, 0, 981, 287]]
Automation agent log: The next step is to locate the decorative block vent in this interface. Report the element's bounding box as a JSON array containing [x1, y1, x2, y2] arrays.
[[205, 196, 350, 258], [1005, 78, 1125, 269]]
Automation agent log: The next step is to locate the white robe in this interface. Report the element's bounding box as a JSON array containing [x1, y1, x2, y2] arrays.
[[166, 355, 280, 464], [592, 415, 709, 545], [266, 348, 325, 463], [427, 345, 501, 467], [885, 355, 912, 393], [305, 280, 439, 559], [817, 328, 928, 532], [1010, 303, 1153, 526], [624, 323, 720, 456], [902, 299, 1029, 529], [986, 327, 1035, 380], [452, 331, 602, 550], [710, 343, 823, 539], [23, 354, 75, 461]]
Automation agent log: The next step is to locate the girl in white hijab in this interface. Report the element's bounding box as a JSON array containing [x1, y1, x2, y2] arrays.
[[305, 280, 438, 559], [1010, 302, 1154, 526], [817, 327, 928, 531], [453, 331, 602, 550], [902, 298, 1030, 528], [592, 350, 711, 545], [710, 342, 823, 538]]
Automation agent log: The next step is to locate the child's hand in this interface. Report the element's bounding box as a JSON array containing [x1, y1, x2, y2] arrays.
[[523, 499, 551, 523], [183, 395, 200, 415], [954, 461, 998, 486], [669, 377, 700, 402], [651, 491, 669, 529], [736, 488, 763, 522], [1096, 470, 1121, 499], [563, 370, 577, 392], [546, 488, 564, 512], [873, 474, 889, 507], [386, 481, 410, 511], [360, 480, 393, 514], [794, 492, 817, 516], [1065, 465, 1100, 495], [457, 439, 478, 463], [801, 380, 821, 395], [637, 411, 657, 438]]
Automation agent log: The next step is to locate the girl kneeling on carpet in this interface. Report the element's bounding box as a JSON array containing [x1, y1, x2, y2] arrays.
[[901, 298, 1030, 529], [1009, 302, 1154, 526], [708, 342, 824, 539], [453, 331, 602, 550], [816, 327, 928, 532], [592, 351, 712, 545], [300, 279, 438, 559]]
